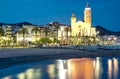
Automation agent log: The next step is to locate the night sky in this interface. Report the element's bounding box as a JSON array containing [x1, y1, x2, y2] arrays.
[[0, 0, 120, 31]]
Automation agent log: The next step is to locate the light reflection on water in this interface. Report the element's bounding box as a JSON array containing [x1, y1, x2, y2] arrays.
[[0, 57, 119, 79]]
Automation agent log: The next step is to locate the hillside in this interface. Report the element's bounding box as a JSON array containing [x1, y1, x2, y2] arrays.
[[95, 26, 120, 36]]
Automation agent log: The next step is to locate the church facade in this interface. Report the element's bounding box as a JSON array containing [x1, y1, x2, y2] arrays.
[[71, 3, 96, 37]]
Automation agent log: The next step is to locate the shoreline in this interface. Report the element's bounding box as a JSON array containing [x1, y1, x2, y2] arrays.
[[0, 48, 120, 69]]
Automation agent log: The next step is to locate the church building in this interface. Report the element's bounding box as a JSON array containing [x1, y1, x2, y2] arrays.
[[71, 3, 96, 37]]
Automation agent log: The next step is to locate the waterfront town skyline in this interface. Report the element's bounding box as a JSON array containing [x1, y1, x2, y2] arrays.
[[0, 3, 119, 47], [0, 0, 120, 31]]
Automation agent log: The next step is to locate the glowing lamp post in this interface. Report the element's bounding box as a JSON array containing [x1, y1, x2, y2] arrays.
[[68, 31, 71, 45], [114, 38, 117, 44], [96, 31, 100, 45], [61, 27, 64, 45]]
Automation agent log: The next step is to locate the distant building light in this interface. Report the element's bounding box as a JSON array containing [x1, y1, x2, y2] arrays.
[[50, 22, 53, 25], [68, 32, 71, 36], [108, 37, 111, 40], [114, 37, 117, 40], [97, 31, 99, 34], [61, 27, 64, 31]]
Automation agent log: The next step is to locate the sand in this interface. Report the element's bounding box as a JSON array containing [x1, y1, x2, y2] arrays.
[[0, 48, 120, 69]]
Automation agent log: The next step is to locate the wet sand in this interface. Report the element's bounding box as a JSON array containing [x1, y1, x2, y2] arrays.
[[0, 48, 120, 69]]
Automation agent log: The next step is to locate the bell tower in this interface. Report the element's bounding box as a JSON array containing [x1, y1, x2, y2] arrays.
[[71, 12, 76, 23], [84, 2, 91, 24], [71, 12, 77, 36]]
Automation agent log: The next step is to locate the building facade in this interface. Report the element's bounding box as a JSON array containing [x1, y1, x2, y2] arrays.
[[71, 3, 96, 37]]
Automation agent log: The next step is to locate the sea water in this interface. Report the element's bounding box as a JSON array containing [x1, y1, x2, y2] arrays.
[[0, 57, 120, 79]]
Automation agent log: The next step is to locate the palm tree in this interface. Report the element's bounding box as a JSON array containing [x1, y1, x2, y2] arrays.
[[42, 26, 51, 45], [65, 27, 69, 44], [0, 27, 4, 37], [18, 27, 28, 46], [32, 26, 40, 40], [0, 27, 5, 47], [44, 26, 50, 38], [39, 28, 42, 38], [53, 22, 59, 44], [50, 30, 54, 39]]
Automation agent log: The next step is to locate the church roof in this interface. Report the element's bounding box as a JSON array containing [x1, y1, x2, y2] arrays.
[[76, 21, 84, 24]]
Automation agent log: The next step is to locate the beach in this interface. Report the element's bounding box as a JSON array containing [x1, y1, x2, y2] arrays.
[[0, 48, 120, 69]]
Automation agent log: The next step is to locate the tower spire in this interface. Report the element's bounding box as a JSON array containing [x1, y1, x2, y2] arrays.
[[86, 2, 90, 7], [84, 2, 91, 23], [72, 12, 75, 17]]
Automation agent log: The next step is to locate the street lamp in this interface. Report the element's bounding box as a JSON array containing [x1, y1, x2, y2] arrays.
[[61, 27, 64, 45], [96, 31, 100, 45]]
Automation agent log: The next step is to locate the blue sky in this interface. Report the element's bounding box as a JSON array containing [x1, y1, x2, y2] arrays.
[[0, 0, 120, 31]]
